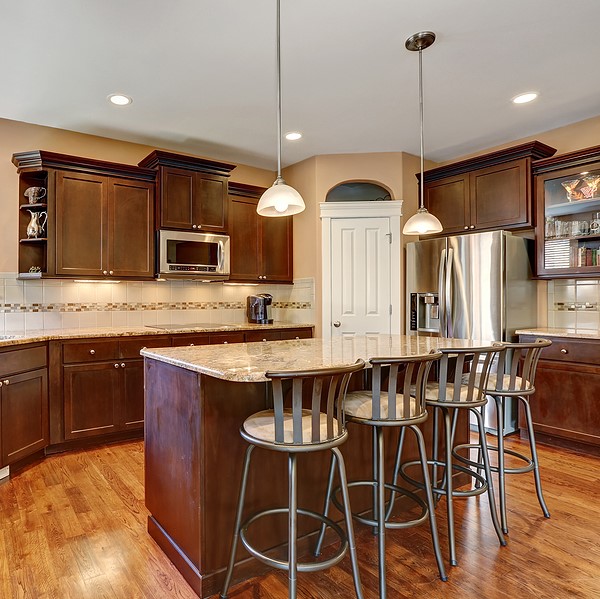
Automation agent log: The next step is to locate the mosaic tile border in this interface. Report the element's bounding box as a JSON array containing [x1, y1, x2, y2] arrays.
[[0, 300, 312, 314]]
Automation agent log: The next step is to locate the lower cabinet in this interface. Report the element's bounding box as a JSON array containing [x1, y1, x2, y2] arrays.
[[519, 334, 600, 450], [0, 344, 48, 467]]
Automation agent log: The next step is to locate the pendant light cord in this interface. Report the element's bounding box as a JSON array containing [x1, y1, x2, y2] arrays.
[[418, 45, 425, 210], [276, 0, 283, 181]]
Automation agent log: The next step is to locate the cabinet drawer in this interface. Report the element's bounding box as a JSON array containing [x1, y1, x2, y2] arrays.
[[520, 335, 600, 365], [280, 328, 313, 340], [119, 336, 171, 359], [245, 331, 282, 343], [62, 339, 119, 364], [210, 332, 246, 344], [172, 334, 211, 347], [0, 345, 47, 377]]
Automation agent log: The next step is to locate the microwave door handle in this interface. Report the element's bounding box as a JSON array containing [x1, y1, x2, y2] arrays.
[[438, 248, 446, 336], [218, 240, 224, 271]]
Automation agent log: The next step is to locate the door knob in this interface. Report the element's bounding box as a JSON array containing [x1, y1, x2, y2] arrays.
[[333, 321, 341, 327]]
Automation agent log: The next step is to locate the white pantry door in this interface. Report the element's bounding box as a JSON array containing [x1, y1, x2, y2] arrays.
[[330, 218, 392, 337]]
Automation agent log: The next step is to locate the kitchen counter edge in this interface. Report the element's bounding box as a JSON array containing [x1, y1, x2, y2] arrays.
[[516, 327, 600, 340]]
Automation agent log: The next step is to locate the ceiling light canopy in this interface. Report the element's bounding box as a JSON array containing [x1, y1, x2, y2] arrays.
[[402, 31, 443, 236], [257, 0, 305, 218], [108, 93, 133, 106], [512, 92, 538, 104]]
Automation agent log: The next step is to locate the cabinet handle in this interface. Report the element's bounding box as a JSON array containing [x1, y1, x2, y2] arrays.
[[2, 379, 8, 386], [560, 348, 568, 354], [114, 363, 120, 368], [223, 341, 228, 344], [295, 336, 300, 339], [470, 225, 475, 229], [192, 224, 198, 229], [121, 363, 126, 368], [189, 343, 194, 346], [109, 270, 114, 275], [103, 270, 108, 275], [89, 349, 96, 355], [197, 224, 202, 229], [464, 226, 469, 230], [262, 338, 267, 342]]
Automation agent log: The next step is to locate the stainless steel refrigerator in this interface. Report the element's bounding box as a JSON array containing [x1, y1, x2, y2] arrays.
[[406, 230, 537, 434]]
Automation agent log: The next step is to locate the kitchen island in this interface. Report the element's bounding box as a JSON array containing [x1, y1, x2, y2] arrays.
[[141, 334, 483, 597]]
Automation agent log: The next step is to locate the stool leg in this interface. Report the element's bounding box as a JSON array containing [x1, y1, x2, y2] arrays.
[[371, 426, 379, 536], [331, 447, 364, 599], [432, 407, 440, 505], [442, 407, 457, 567], [385, 427, 406, 520], [495, 396, 508, 534], [220, 445, 255, 599], [288, 453, 298, 599], [471, 407, 507, 547], [314, 452, 336, 557], [375, 426, 387, 599], [521, 397, 551, 518], [411, 424, 447, 581]]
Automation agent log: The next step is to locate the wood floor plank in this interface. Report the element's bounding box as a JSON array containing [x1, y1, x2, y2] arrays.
[[1, 436, 599, 598]]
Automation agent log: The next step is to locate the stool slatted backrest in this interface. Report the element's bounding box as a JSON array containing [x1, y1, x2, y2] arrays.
[[370, 351, 442, 420], [266, 360, 365, 445], [491, 339, 551, 395]]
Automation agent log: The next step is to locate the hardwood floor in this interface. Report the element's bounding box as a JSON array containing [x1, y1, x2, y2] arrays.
[[0, 435, 599, 598]]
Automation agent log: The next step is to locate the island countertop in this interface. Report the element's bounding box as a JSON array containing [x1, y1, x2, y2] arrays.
[[516, 327, 600, 340], [141, 334, 491, 382]]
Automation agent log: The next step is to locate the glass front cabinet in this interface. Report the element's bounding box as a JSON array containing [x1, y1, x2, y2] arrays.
[[534, 145, 600, 278]]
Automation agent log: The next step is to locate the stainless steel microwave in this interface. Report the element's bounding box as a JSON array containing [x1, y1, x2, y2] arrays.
[[157, 230, 230, 279]]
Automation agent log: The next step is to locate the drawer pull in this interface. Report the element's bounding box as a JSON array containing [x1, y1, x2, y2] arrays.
[[223, 341, 228, 344], [114, 363, 120, 368], [121, 363, 126, 368], [89, 349, 96, 355], [3, 380, 9, 385], [560, 348, 568, 354]]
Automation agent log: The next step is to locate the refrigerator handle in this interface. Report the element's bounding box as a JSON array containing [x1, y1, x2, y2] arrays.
[[438, 248, 446, 336], [446, 247, 454, 338]]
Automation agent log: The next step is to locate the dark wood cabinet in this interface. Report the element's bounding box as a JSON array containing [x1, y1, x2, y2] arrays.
[[422, 141, 556, 236], [13, 151, 156, 280], [518, 334, 600, 451], [228, 182, 293, 283], [138, 150, 236, 233], [533, 145, 600, 278], [0, 344, 48, 467]]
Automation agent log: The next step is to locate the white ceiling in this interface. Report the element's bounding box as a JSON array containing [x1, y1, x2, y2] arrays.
[[2, 1, 600, 170]]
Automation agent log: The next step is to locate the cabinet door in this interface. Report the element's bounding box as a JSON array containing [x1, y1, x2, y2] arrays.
[[424, 174, 470, 235], [470, 159, 529, 230], [121, 360, 144, 430], [108, 179, 155, 278], [261, 214, 293, 282], [161, 167, 194, 230], [63, 362, 121, 440], [55, 171, 107, 275], [229, 195, 261, 281], [194, 173, 228, 232], [1, 368, 48, 466]]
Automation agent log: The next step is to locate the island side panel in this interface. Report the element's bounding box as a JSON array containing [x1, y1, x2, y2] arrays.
[[144, 358, 203, 586]]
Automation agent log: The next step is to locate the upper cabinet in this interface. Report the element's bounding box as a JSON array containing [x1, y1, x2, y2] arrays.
[[13, 151, 156, 280], [138, 150, 236, 233], [533, 145, 600, 278], [228, 182, 293, 284], [422, 141, 556, 236]]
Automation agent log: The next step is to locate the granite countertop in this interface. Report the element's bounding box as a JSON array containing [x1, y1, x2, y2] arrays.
[[0, 322, 314, 349], [141, 334, 497, 383], [516, 327, 600, 340]]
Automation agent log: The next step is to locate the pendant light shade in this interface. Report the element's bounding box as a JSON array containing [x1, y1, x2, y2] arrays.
[[402, 31, 443, 236], [257, 0, 305, 218]]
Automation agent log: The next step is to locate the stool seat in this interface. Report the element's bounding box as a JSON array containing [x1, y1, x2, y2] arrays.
[[243, 409, 343, 446], [344, 390, 420, 420], [422, 381, 488, 407], [484, 373, 533, 395]]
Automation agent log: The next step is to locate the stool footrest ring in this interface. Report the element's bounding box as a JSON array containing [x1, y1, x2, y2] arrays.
[[453, 442, 535, 475], [330, 480, 429, 529], [240, 507, 348, 573]]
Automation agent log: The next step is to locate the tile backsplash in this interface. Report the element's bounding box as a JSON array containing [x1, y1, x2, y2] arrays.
[[547, 279, 600, 329], [0, 273, 314, 334]]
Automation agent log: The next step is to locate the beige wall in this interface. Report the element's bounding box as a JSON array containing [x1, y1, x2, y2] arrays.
[[0, 117, 274, 273]]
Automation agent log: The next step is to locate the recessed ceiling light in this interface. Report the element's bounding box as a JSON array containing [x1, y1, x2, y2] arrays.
[[512, 92, 538, 104], [285, 132, 302, 141], [108, 93, 133, 106]]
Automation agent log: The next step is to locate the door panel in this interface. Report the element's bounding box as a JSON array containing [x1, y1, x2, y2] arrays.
[[331, 218, 391, 336]]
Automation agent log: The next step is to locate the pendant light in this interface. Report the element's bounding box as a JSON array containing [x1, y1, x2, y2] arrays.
[[402, 31, 443, 236], [257, 0, 305, 217]]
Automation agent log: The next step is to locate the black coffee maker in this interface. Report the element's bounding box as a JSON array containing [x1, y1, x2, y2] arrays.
[[247, 294, 273, 324]]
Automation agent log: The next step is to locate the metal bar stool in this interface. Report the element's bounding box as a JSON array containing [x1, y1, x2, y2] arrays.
[[399, 344, 506, 567], [220, 360, 366, 599], [453, 338, 552, 534], [314, 350, 446, 599]]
